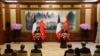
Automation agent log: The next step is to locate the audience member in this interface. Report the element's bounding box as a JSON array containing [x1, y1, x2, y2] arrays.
[[94, 45, 100, 53], [31, 44, 42, 56], [75, 47, 80, 56], [18, 44, 27, 53], [64, 44, 74, 56], [4, 44, 13, 54], [80, 41, 91, 53]]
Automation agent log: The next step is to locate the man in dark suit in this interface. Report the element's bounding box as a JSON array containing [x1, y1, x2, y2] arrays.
[[4, 44, 13, 53], [64, 44, 74, 56], [60, 28, 68, 48], [94, 45, 100, 53], [31, 44, 42, 56], [80, 42, 91, 53], [60, 33, 67, 48], [18, 44, 27, 53], [75, 47, 80, 56], [34, 27, 42, 48]]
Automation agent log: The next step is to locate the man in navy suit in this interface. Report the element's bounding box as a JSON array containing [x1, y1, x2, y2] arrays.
[[94, 45, 100, 53], [34, 27, 42, 48], [18, 44, 27, 53], [80, 42, 91, 53], [60, 28, 68, 48], [31, 44, 42, 56], [64, 44, 74, 56], [4, 44, 13, 54]]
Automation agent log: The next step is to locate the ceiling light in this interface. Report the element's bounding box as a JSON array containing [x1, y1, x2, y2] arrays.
[[45, 1, 56, 3], [84, 0, 98, 2], [5, 0, 17, 2]]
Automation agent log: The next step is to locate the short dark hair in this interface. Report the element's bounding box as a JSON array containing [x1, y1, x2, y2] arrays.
[[96, 45, 100, 49], [20, 44, 25, 49], [34, 44, 38, 49], [67, 44, 72, 48], [6, 44, 11, 49], [81, 42, 86, 47]]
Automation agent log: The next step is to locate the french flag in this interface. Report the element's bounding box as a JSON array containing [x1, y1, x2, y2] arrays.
[[32, 15, 37, 40], [56, 15, 62, 40]]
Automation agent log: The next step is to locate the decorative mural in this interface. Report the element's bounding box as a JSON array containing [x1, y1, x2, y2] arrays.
[[21, 10, 80, 32]]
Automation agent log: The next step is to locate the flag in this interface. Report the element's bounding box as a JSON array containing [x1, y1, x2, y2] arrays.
[[63, 16, 70, 40], [32, 15, 37, 40], [40, 17, 46, 40], [63, 16, 69, 31], [56, 15, 62, 40]]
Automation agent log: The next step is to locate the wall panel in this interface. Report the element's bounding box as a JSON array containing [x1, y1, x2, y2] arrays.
[[0, 2, 5, 44], [2, 8, 5, 30], [96, 3, 100, 42], [85, 9, 91, 24], [10, 9, 16, 24]]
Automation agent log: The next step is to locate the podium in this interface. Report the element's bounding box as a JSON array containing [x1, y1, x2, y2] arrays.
[[81, 29, 89, 42], [12, 29, 21, 42]]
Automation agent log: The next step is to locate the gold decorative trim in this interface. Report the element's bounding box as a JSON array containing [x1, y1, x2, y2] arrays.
[[20, 5, 27, 8], [41, 5, 50, 8], [30, 5, 38, 8], [74, 5, 82, 8], [52, 4, 60, 8], [85, 4, 92, 8], [63, 5, 71, 8], [1, 3, 5, 7], [41, 4, 60, 8], [9, 4, 16, 8]]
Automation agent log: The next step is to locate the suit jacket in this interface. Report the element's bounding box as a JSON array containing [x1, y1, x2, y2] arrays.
[[18, 50, 27, 53], [80, 47, 91, 53], [34, 30, 40, 33], [31, 49, 41, 53], [75, 48, 80, 56], [64, 49, 74, 56], [5, 49, 13, 53], [95, 49, 100, 53], [31, 49, 42, 56]]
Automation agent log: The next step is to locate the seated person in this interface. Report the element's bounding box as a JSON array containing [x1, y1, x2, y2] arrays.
[[18, 44, 27, 53], [64, 44, 74, 56], [31, 44, 42, 56], [80, 41, 91, 53], [75, 47, 80, 56], [4, 44, 13, 54], [94, 45, 100, 53]]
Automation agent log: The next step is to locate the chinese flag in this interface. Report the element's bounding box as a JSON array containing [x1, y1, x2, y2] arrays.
[[63, 16, 70, 40], [64, 16, 69, 31], [40, 17, 46, 40]]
